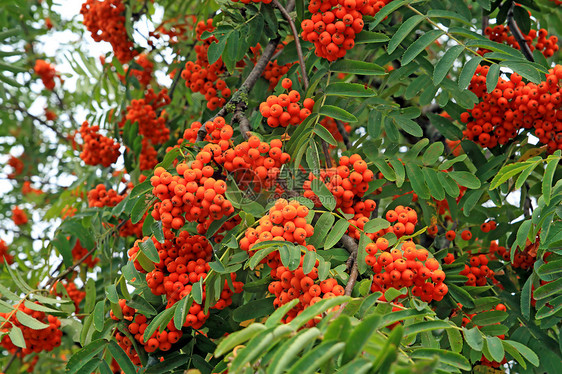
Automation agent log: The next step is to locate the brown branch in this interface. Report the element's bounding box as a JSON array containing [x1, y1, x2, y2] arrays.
[[340, 234, 359, 296], [3, 348, 20, 372], [2, 104, 70, 144], [167, 64, 185, 101], [196, 37, 281, 142], [232, 102, 251, 140], [507, 5, 534, 62], [272, 0, 309, 90], [335, 119, 351, 149]]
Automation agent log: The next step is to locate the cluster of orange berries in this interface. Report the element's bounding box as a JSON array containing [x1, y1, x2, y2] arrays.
[[12, 206, 28, 226], [181, 20, 231, 111], [61, 205, 77, 219], [366, 240, 448, 302], [301, 0, 392, 61], [242, 199, 345, 322], [0, 304, 62, 357], [320, 116, 351, 145], [548, 0, 562, 4], [482, 25, 559, 58], [34, 59, 57, 90], [8, 155, 24, 179], [112, 300, 182, 363], [461, 64, 562, 153], [489, 238, 539, 270], [444, 252, 497, 287], [22, 181, 43, 196], [231, 0, 272, 4], [120, 54, 153, 86], [180, 116, 233, 146], [71, 239, 99, 268], [80, 0, 137, 63], [123, 88, 170, 145], [52, 280, 86, 313], [0, 239, 13, 265], [79, 121, 121, 167], [304, 154, 374, 209], [251, 43, 295, 90], [148, 15, 196, 45], [259, 79, 314, 127], [150, 162, 234, 232], [444, 228, 474, 242], [87, 184, 124, 208], [140, 138, 159, 170]]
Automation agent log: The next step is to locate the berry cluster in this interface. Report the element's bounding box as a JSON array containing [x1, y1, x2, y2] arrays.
[[0, 239, 13, 265], [455, 253, 497, 287], [150, 161, 234, 231], [140, 138, 159, 170], [34, 59, 57, 90], [12, 206, 28, 226], [301, 0, 392, 61], [180, 116, 233, 147], [482, 25, 559, 58], [259, 79, 314, 127], [120, 53, 154, 86], [52, 280, 86, 313], [123, 88, 170, 145], [0, 304, 62, 357], [87, 184, 124, 208], [8, 155, 24, 179], [181, 20, 232, 111], [303, 154, 374, 209], [366, 240, 448, 302], [80, 0, 137, 63], [241, 199, 345, 323], [461, 64, 562, 153], [79, 121, 121, 167], [489, 238, 538, 270], [251, 43, 295, 90]]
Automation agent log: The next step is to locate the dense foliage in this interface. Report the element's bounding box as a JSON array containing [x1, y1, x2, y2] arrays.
[[0, 0, 562, 373]]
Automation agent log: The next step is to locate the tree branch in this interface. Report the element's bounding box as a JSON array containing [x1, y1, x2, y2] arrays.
[[3, 348, 20, 372], [232, 101, 251, 140], [340, 234, 359, 296], [507, 5, 534, 62], [321, 140, 333, 168], [272, 0, 309, 90], [196, 37, 281, 142], [2, 104, 70, 144]]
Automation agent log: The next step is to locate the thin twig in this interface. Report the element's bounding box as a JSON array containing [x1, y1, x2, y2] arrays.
[[53, 90, 78, 128], [3, 348, 20, 372], [340, 235, 359, 296], [334, 119, 351, 149], [167, 64, 185, 101], [272, 0, 309, 90], [196, 37, 281, 142], [232, 102, 251, 140], [2, 104, 69, 143], [507, 5, 534, 62]]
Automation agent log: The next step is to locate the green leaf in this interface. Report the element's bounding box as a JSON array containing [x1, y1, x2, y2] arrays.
[[143, 306, 176, 342], [138, 238, 159, 263], [319, 105, 357, 122], [8, 326, 26, 348], [423, 168, 446, 201], [403, 320, 452, 338], [215, 323, 266, 357], [448, 171, 481, 189], [16, 310, 49, 330], [433, 45, 464, 85], [93, 300, 105, 332], [232, 297, 276, 322], [330, 60, 386, 75], [269, 327, 322, 374], [485, 336, 505, 362], [324, 219, 349, 249], [173, 295, 193, 330], [446, 328, 463, 353], [405, 163, 430, 199], [309, 212, 335, 248], [84, 278, 96, 314], [521, 273, 534, 319], [354, 31, 389, 44], [363, 218, 390, 234], [402, 29, 444, 65], [470, 310, 508, 326], [311, 179, 337, 211], [543, 152, 560, 205], [533, 278, 562, 300], [503, 340, 539, 367], [384, 287, 407, 302], [422, 142, 444, 165], [129, 180, 152, 198], [326, 82, 376, 97], [302, 251, 317, 275], [427, 112, 464, 140], [394, 116, 423, 137], [314, 124, 337, 146], [372, 158, 396, 181], [289, 296, 350, 329], [279, 244, 301, 271], [66, 339, 108, 374], [388, 15, 424, 53], [447, 284, 475, 308], [342, 313, 381, 364], [107, 340, 137, 374], [207, 38, 226, 65], [458, 56, 483, 90], [286, 341, 345, 374], [372, 0, 409, 27], [463, 327, 483, 351], [410, 348, 471, 371], [486, 64, 500, 93], [501, 61, 542, 84]]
